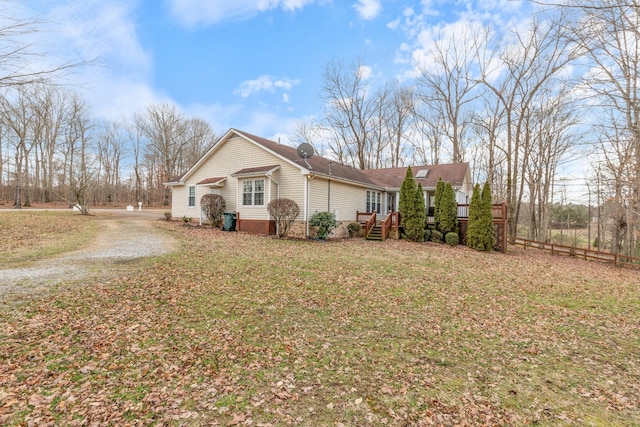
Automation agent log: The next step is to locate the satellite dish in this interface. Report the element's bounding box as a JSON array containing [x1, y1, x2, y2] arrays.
[[297, 143, 315, 159]]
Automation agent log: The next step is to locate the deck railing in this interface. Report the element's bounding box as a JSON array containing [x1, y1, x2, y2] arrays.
[[380, 212, 399, 240]]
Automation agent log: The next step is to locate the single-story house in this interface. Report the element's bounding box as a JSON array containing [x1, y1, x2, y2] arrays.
[[165, 128, 473, 238]]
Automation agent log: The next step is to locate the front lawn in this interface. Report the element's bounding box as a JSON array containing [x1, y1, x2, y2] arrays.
[[1, 220, 639, 426]]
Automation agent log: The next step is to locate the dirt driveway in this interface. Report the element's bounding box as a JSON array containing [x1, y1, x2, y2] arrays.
[[0, 209, 177, 299]]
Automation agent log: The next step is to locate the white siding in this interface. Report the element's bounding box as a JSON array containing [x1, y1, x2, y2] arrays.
[[171, 135, 307, 220]]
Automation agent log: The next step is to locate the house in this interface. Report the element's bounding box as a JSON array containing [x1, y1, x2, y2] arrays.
[[165, 128, 473, 238]]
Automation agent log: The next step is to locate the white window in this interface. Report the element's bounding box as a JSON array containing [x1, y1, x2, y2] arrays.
[[242, 179, 265, 206], [366, 190, 381, 214], [188, 186, 196, 207]]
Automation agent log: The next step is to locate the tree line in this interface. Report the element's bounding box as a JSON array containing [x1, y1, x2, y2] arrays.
[[0, 87, 217, 210]]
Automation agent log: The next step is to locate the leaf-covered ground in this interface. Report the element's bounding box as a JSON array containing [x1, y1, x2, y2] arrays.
[[1, 220, 639, 426], [0, 210, 96, 265]]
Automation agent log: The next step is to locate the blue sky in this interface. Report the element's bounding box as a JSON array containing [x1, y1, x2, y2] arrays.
[[17, 0, 529, 144]]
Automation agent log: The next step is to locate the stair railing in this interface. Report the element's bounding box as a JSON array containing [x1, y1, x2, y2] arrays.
[[364, 212, 376, 238]]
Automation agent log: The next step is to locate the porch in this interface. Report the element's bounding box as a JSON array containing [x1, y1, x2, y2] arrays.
[[356, 202, 508, 251]]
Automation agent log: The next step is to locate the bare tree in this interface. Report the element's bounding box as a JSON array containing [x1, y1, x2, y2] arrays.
[[0, 4, 87, 88], [136, 104, 216, 205], [524, 89, 581, 241], [385, 83, 414, 168], [414, 24, 484, 163], [566, 0, 640, 254], [63, 95, 95, 214], [0, 86, 35, 207], [319, 58, 376, 169], [31, 85, 69, 203], [477, 12, 579, 240]]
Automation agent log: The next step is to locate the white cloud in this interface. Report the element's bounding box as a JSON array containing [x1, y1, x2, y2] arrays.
[[234, 75, 301, 98], [358, 65, 373, 80], [353, 0, 381, 20], [167, 0, 316, 27], [19, 0, 162, 121]]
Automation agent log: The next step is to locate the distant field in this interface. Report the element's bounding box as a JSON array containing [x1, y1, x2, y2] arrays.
[[1, 216, 639, 426]]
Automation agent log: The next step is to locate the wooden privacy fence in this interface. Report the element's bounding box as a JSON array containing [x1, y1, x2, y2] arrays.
[[513, 237, 640, 269]]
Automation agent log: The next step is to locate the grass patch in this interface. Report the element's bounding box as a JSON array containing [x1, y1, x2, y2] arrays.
[[0, 210, 97, 266], [0, 219, 639, 425]]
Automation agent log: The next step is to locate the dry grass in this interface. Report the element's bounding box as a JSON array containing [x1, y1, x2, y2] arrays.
[[1, 217, 639, 426], [0, 210, 96, 266]]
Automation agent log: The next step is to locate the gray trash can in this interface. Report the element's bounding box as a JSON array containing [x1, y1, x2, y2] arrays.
[[223, 212, 236, 231]]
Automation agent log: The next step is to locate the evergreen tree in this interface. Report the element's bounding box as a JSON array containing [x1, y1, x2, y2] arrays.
[[467, 182, 496, 251], [433, 178, 445, 232], [405, 183, 426, 241], [466, 183, 483, 250], [480, 181, 496, 250], [399, 167, 416, 229], [439, 182, 459, 235]]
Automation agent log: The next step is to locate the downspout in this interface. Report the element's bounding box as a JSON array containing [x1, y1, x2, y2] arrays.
[[266, 170, 279, 235], [305, 173, 316, 238], [327, 180, 331, 212], [305, 175, 309, 238]]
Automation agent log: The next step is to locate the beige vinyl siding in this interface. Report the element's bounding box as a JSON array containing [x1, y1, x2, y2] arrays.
[[321, 179, 365, 222], [171, 135, 307, 220]]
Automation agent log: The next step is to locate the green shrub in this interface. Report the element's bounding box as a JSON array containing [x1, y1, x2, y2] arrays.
[[347, 222, 362, 237], [399, 168, 426, 242], [467, 182, 495, 251], [309, 211, 337, 240], [182, 215, 192, 223], [424, 229, 432, 241], [431, 230, 443, 243], [445, 232, 459, 246]]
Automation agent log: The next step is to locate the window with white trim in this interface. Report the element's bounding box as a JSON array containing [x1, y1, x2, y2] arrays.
[[188, 186, 196, 207], [242, 179, 265, 206], [366, 190, 381, 214]]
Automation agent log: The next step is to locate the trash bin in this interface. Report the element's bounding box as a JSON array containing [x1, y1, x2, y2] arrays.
[[223, 212, 236, 231]]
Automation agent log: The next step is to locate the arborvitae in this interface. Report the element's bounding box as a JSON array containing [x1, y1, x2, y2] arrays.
[[439, 182, 459, 235], [399, 167, 416, 230], [467, 182, 496, 251], [480, 181, 496, 250], [405, 183, 426, 241], [466, 183, 483, 250], [433, 178, 445, 232]]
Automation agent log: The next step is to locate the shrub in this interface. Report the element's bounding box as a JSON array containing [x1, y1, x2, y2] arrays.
[[309, 211, 337, 240], [431, 230, 443, 243], [445, 232, 459, 246], [200, 194, 226, 227], [347, 222, 362, 237], [267, 198, 300, 238], [399, 168, 426, 242], [467, 182, 495, 251], [182, 216, 192, 223], [424, 229, 432, 241], [439, 182, 459, 235], [399, 167, 417, 230], [164, 212, 171, 221]]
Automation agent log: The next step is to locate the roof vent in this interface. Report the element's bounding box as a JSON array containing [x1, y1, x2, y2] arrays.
[[416, 169, 429, 178]]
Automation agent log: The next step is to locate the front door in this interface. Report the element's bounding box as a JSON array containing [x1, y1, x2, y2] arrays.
[[387, 192, 396, 215]]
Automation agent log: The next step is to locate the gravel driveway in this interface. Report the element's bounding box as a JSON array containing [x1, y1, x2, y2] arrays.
[[0, 209, 176, 299]]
